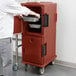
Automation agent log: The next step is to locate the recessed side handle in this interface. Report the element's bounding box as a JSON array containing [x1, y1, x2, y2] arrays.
[[55, 13, 57, 22], [43, 14, 49, 27], [41, 44, 47, 57]]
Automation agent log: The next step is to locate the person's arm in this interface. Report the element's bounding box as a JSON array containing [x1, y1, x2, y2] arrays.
[[1, 0, 40, 18]]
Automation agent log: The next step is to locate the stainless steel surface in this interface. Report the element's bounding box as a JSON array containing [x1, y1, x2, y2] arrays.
[[29, 24, 41, 29], [22, 16, 39, 22]]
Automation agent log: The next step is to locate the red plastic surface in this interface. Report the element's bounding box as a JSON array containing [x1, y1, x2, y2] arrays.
[[22, 35, 44, 65], [14, 2, 57, 67], [13, 16, 21, 34]]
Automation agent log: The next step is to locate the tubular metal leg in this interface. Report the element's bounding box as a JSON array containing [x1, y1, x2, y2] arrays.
[[13, 34, 19, 71], [15, 34, 18, 64]]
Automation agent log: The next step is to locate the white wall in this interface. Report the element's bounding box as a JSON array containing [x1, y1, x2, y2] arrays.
[[15, 0, 28, 3], [56, 0, 76, 63], [13, 0, 76, 64]]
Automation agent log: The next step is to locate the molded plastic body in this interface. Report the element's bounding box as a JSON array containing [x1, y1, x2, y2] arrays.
[[14, 2, 57, 67]]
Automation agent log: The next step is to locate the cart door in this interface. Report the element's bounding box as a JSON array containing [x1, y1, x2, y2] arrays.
[[22, 35, 43, 65], [13, 16, 21, 34]]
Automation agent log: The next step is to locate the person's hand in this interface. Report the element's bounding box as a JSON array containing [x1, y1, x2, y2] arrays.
[[34, 13, 40, 18], [18, 11, 40, 19], [17, 15, 23, 19], [29, 11, 40, 19]]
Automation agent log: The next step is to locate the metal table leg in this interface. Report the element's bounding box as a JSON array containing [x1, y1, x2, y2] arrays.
[[13, 34, 19, 71]]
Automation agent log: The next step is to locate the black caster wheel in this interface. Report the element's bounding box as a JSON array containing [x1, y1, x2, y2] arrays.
[[13, 64, 18, 71], [49, 60, 55, 65], [39, 67, 44, 75], [31, 65, 35, 69], [25, 64, 28, 71]]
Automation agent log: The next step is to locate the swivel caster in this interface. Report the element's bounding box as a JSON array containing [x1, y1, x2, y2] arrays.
[[39, 67, 45, 75], [25, 64, 28, 71], [13, 63, 19, 71], [49, 60, 55, 65]]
